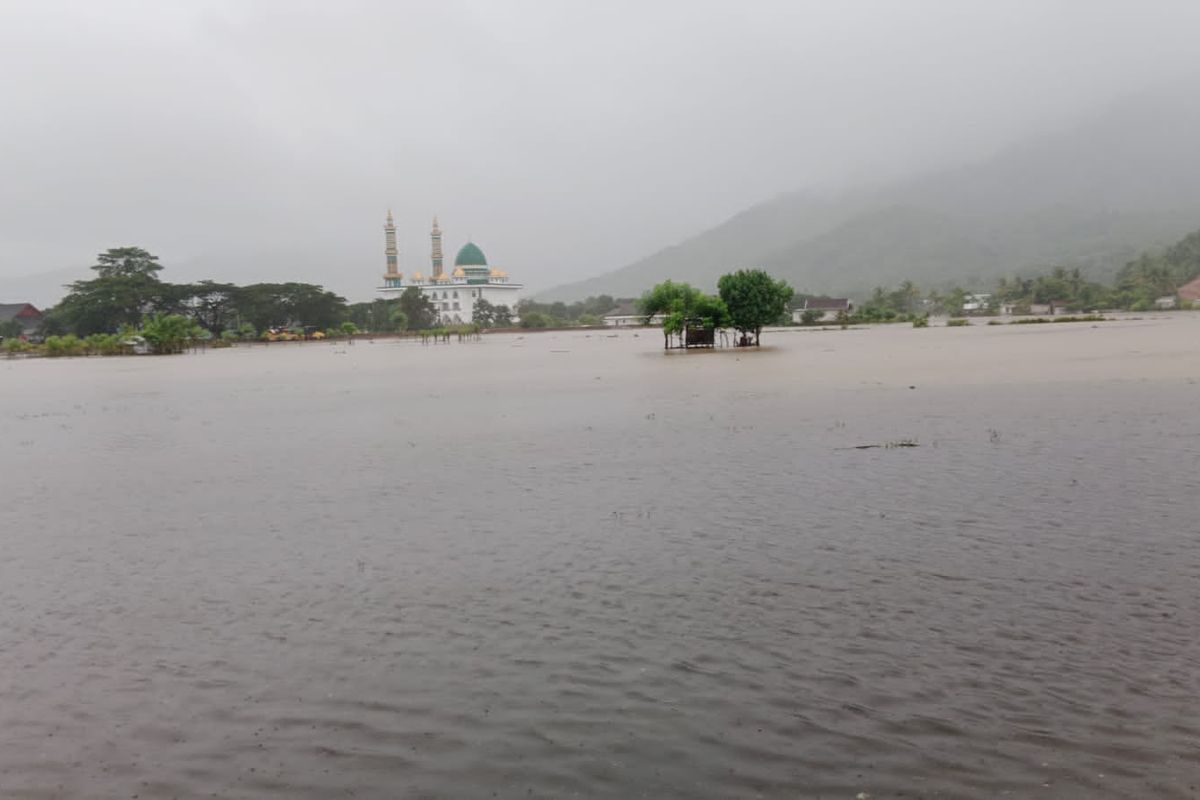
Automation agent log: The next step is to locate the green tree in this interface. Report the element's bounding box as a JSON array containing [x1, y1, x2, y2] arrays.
[[473, 298, 497, 328], [638, 280, 698, 348], [346, 298, 400, 332], [54, 275, 173, 335], [399, 287, 438, 330], [140, 313, 199, 354], [891, 280, 920, 314], [716, 269, 794, 346], [519, 311, 552, 328], [231, 283, 347, 331], [638, 280, 730, 348], [181, 280, 238, 334], [492, 304, 513, 327], [515, 299, 563, 327], [800, 309, 821, 325], [944, 287, 968, 316], [92, 247, 163, 279], [0, 319, 23, 339], [43, 245, 177, 335]]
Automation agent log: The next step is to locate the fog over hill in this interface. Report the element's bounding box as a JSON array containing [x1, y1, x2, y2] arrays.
[[538, 89, 1200, 301]]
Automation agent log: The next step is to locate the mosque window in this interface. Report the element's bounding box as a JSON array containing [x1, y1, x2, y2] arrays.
[[453, 302, 460, 310], [452, 291, 458, 298]]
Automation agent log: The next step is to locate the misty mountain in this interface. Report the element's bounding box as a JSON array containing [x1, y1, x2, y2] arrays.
[[537, 89, 1200, 301]]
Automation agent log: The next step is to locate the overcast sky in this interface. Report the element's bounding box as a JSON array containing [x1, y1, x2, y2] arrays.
[[3, 0, 1200, 303]]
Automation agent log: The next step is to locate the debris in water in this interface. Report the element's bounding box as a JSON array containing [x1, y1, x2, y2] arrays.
[[839, 439, 919, 450]]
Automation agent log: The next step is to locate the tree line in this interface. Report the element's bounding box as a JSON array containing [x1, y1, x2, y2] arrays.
[[30, 246, 476, 343], [38, 247, 353, 338], [23, 247, 657, 351], [848, 227, 1200, 320]]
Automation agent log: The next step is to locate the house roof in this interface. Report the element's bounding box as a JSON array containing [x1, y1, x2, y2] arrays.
[[803, 297, 851, 311], [0, 303, 41, 322], [1179, 275, 1200, 301]]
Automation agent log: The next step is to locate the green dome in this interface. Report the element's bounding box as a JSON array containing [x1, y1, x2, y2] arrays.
[[454, 242, 488, 267]]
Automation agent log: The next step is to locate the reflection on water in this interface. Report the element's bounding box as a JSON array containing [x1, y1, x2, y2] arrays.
[[2, 320, 1199, 799]]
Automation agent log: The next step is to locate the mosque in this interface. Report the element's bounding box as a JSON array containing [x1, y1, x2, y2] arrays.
[[378, 212, 523, 324]]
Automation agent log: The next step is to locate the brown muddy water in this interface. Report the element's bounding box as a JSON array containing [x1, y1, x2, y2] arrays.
[[2, 316, 1199, 799]]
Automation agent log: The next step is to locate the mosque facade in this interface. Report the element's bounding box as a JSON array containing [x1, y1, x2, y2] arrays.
[[378, 212, 522, 324]]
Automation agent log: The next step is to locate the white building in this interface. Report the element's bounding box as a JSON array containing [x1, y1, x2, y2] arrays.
[[962, 293, 992, 313], [791, 297, 852, 323], [602, 300, 663, 327], [378, 214, 523, 324]]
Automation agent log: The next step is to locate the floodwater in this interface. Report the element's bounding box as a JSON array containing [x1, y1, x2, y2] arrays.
[[2, 315, 1199, 799]]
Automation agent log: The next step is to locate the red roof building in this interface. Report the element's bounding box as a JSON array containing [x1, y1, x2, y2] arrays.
[[1178, 275, 1200, 303], [0, 303, 43, 336]]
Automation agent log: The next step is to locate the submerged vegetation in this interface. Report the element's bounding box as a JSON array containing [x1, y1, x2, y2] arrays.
[[635, 270, 793, 349]]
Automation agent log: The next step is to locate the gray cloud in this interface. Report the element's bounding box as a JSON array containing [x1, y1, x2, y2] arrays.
[[3, 0, 1200, 304]]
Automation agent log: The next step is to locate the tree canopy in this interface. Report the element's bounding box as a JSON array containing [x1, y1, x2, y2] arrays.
[[398, 286, 438, 330], [472, 298, 514, 329], [716, 269, 793, 345], [43, 246, 349, 338], [92, 247, 164, 279], [638, 280, 731, 348]]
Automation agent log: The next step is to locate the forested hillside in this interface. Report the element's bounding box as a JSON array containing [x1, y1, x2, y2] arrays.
[[539, 90, 1200, 300]]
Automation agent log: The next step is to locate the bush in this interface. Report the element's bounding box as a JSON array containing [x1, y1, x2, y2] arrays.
[[911, 314, 929, 328], [520, 311, 552, 328], [1051, 315, 1106, 323], [44, 334, 86, 357], [141, 313, 199, 354], [800, 309, 822, 326], [2, 337, 31, 356], [857, 307, 899, 323], [84, 333, 125, 355], [946, 318, 970, 327]]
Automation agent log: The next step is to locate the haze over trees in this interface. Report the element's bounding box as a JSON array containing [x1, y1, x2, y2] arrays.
[[814, 224, 1200, 320], [539, 92, 1200, 302]]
